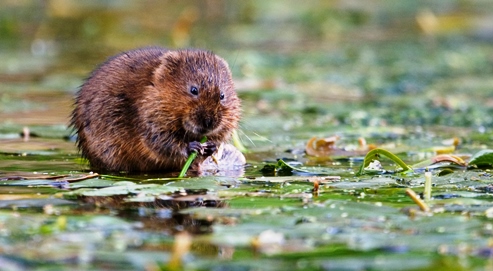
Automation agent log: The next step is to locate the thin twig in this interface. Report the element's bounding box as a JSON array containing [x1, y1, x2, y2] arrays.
[[405, 188, 430, 212], [63, 173, 100, 182]]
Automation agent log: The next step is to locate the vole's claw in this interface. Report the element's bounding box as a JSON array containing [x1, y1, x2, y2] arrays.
[[188, 141, 216, 156], [188, 141, 203, 155], [202, 142, 217, 156]]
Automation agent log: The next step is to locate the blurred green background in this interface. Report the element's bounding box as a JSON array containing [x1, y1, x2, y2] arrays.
[[0, 0, 493, 129], [1, 0, 493, 144]]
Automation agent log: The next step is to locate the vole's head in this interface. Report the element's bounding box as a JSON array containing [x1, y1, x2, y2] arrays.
[[153, 50, 240, 140]]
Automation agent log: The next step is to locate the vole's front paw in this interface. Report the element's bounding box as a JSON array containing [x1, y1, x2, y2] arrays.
[[202, 142, 217, 156], [188, 141, 217, 156]]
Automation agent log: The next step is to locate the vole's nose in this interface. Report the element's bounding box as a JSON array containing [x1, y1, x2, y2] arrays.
[[203, 117, 214, 130]]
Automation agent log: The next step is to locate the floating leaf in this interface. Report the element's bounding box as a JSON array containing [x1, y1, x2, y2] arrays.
[[468, 149, 493, 167], [431, 145, 456, 154], [65, 182, 183, 197], [412, 154, 467, 169], [305, 136, 340, 156], [305, 135, 374, 157]]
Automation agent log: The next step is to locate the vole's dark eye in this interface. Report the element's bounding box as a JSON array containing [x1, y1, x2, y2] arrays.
[[220, 92, 225, 100], [190, 86, 199, 96]]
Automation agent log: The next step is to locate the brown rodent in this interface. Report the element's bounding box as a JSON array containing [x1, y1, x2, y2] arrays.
[[71, 47, 244, 174]]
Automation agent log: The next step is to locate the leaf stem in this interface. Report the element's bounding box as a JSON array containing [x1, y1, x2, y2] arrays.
[[423, 169, 432, 201]]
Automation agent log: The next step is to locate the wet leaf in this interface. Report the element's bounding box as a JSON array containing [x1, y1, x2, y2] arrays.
[[68, 182, 183, 197], [468, 149, 493, 167], [412, 154, 468, 169]]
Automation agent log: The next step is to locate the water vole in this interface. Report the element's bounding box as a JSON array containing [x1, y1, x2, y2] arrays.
[[71, 47, 244, 174]]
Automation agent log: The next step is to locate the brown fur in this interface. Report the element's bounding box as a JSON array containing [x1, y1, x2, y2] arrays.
[[71, 47, 241, 172]]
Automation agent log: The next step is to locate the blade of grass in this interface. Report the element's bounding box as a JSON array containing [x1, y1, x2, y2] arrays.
[[232, 129, 248, 153], [178, 136, 207, 178], [357, 148, 413, 176]]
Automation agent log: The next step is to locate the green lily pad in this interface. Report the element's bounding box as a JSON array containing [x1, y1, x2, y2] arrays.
[[468, 149, 493, 167]]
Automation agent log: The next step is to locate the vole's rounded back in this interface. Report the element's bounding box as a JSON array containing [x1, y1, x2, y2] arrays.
[[71, 47, 242, 173]]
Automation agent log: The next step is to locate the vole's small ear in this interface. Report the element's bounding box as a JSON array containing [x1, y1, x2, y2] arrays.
[[155, 51, 182, 84], [162, 51, 182, 71], [214, 55, 234, 84], [215, 55, 230, 70]]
